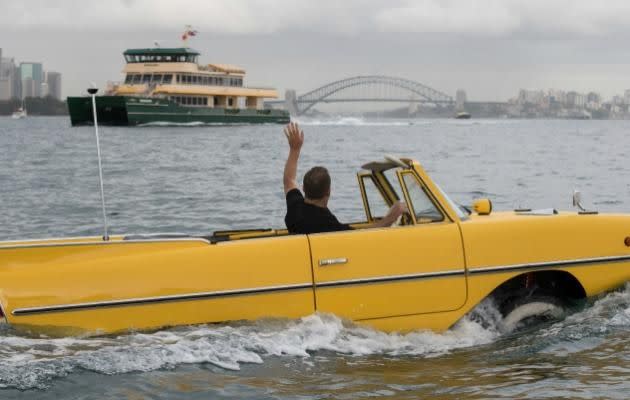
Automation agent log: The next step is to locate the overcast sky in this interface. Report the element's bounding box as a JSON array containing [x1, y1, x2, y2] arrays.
[[2, 0, 630, 101]]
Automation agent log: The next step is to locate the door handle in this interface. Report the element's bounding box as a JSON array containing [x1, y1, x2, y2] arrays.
[[319, 257, 348, 267]]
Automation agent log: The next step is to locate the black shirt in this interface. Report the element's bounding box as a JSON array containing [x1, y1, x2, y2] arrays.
[[285, 189, 352, 234]]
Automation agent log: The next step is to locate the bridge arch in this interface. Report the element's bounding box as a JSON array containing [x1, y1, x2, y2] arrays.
[[289, 75, 454, 115]]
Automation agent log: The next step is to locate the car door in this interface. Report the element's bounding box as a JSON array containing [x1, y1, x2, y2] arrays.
[[308, 170, 467, 322]]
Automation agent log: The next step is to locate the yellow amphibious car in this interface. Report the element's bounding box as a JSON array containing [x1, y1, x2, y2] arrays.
[[1, 156, 629, 336]]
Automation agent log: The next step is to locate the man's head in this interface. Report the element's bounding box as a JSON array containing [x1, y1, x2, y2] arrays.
[[303, 166, 331, 200]]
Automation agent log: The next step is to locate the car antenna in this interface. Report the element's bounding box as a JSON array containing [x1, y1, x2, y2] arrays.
[[88, 84, 110, 241]]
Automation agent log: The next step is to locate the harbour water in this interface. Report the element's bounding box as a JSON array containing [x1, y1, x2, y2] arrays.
[[0, 116, 629, 398]]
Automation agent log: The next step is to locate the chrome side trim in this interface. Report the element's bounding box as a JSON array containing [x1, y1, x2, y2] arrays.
[[0, 235, 103, 244], [0, 237, 211, 250], [12, 282, 313, 316], [9, 254, 630, 317], [319, 257, 348, 267], [469, 254, 630, 275], [316, 269, 465, 288]]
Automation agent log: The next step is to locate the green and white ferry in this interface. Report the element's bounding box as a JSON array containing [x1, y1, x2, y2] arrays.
[[67, 47, 289, 126]]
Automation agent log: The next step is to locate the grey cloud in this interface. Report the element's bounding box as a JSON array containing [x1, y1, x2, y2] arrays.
[[3, 0, 630, 38]]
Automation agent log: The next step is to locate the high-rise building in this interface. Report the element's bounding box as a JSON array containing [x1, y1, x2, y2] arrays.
[[46, 71, 62, 100], [566, 91, 586, 107], [40, 81, 49, 98], [21, 77, 35, 99], [19, 62, 44, 98], [0, 51, 20, 100]]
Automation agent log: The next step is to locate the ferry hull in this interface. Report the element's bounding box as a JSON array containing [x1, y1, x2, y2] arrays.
[[67, 96, 290, 126]]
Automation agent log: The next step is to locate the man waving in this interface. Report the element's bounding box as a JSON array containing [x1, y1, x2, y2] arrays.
[[283, 122, 406, 234]]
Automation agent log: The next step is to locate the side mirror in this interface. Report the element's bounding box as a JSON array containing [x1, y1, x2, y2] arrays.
[[473, 198, 493, 215]]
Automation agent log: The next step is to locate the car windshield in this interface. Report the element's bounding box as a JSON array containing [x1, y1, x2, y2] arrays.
[[384, 169, 469, 221], [433, 181, 470, 220]]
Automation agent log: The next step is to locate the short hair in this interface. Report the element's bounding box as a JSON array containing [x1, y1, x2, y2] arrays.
[[303, 166, 331, 200]]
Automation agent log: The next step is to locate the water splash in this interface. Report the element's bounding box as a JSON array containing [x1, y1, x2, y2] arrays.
[[0, 308, 500, 390]]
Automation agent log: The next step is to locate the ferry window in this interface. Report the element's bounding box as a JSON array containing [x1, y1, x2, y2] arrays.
[[132, 75, 142, 84], [400, 173, 444, 223], [214, 97, 219, 106], [192, 97, 197, 105], [203, 98, 208, 105], [228, 98, 234, 107], [186, 75, 192, 84], [202, 76, 208, 85], [125, 74, 133, 84], [217, 78, 224, 86], [153, 74, 163, 83], [142, 75, 151, 83], [163, 74, 172, 84]]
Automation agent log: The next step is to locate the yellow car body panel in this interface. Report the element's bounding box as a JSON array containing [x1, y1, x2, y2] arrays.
[[0, 236, 315, 334], [1, 156, 629, 336], [308, 223, 466, 320]]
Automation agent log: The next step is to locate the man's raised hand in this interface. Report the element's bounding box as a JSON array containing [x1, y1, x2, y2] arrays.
[[284, 122, 304, 151]]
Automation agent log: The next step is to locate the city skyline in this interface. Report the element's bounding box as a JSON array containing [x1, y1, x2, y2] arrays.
[[2, 1, 630, 101], [0, 48, 63, 101]]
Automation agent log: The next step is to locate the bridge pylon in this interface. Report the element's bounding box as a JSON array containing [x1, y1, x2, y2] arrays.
[[284, 89, 299, 116]]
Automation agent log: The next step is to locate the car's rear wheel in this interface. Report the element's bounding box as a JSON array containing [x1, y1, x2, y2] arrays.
[[501, 294, 566, 332]]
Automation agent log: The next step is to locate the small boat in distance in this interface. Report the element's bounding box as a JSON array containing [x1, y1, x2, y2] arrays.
[[11, 101, 27, 119], [455, 111, 471, 119], [67, 45, 290, 126]]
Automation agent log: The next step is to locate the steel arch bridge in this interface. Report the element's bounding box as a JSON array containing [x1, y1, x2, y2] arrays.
[[279, 75, 454, 115]]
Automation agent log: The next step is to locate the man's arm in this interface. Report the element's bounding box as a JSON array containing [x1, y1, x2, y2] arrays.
[[283, 122, 304, 194], [369, 201, 408, 228]]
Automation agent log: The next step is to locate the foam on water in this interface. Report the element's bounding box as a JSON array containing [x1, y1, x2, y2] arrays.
[[0, 305, 500, 390], [0, 288, 628, 390], [3, 285, 629, 390]]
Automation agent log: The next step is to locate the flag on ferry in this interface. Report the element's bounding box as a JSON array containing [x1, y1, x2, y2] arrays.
[[182, 28, 198, 41]]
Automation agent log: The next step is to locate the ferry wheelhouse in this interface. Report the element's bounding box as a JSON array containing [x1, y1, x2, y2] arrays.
[[67, 47, 289, 126]]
